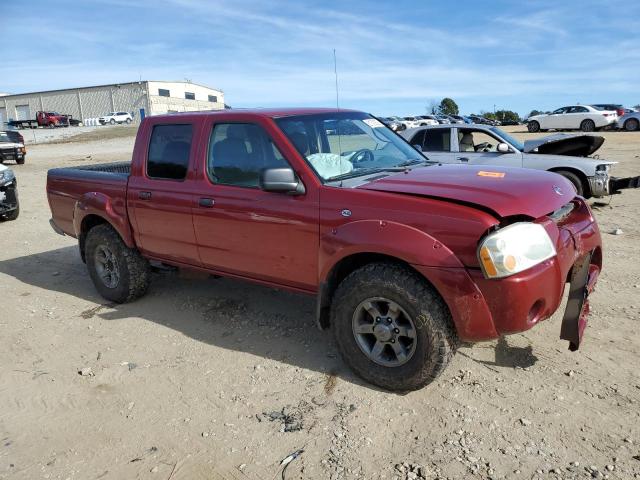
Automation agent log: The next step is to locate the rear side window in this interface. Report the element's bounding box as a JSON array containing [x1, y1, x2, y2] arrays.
[[208, 123, 290, 188], [147, 124, 192, 180]]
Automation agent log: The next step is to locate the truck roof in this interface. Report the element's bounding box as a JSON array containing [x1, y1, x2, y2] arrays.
[[153, 107, 361, 120]]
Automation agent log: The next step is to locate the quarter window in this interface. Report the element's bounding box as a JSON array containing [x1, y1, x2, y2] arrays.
[[208, 123, 290, 188], [208, 95, 218, 103], [147, 124, 192, 180], [185, 92, 195, 100], [158, 88, 170, 97]]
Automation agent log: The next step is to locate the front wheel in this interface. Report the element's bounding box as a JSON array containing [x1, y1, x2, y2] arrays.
[[580, 119, 595, 132], [2, 203, 19, 221], [109, 119, 116, 125], [625, 118, 639, 131], [331, 263, 458, 391], [555, 170, 585, 197], [125, 118, 132, 124], [527, 120, 540, 132], [85, 224, 151, 303]]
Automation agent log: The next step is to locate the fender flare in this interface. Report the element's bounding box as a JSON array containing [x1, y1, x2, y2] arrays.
[[320, 219, 464, 281], [73, 191, 135, 248]]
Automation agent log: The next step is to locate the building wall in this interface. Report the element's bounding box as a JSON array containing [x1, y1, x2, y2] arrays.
[[147, 81, 224, 114], [0, 81, 224, 126]]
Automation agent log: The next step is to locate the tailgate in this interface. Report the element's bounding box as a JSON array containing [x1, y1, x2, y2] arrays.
[[47, 162, 130, 237]]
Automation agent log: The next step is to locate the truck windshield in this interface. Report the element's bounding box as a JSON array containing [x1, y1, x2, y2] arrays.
[[276, 112, 424, 182]]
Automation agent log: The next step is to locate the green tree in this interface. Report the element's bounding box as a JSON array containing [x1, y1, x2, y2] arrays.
[[438, 97, 459, 116], [528, 109, 543, 118], [495, 110, 520, 123]]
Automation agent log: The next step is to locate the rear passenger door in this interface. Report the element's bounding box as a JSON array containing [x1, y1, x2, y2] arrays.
[[191, 121, 319, 291], [127, 123, 202, 265]]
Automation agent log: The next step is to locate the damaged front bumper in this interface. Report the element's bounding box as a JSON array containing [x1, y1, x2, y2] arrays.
[[0, 180, 18, 214]]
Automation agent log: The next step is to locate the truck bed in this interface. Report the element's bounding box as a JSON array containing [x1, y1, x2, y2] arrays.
[[47, 161, 131, 237]]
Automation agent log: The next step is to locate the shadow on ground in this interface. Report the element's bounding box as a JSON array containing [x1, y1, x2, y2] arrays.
[[1, 246, 537, 388]]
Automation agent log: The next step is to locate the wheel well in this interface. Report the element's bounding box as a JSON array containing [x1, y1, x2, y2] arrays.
[[78, 215, 108, 262], [548, 167, 590, 196], [317, 253, 421, 329]]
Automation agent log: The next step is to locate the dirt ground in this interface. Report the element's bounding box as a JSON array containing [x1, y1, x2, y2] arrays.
[[1, 126, 639, 480]]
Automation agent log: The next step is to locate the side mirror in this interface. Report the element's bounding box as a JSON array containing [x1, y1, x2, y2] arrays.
[[497, 142, 511, 153], [260, 167, 305, 195]]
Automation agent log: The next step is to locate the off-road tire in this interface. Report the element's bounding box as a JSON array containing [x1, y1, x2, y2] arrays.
[[555, 169, 585, 197], [624, 118, 639, 132], [580, 119, 595, 132], [527, 120, 540, 133], [331, 262, 458, 391], [85, 224, 150, 303]]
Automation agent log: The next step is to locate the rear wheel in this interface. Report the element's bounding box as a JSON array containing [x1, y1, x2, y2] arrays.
[[331, 263, 458, 391], [527, 120, 540, 133], [624, 118, 639, 132], [580, 119, 595, 132], [85, 224, 151, 303], [555, 170, 585, 197]]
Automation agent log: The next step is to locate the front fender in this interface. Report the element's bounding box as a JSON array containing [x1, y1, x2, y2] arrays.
[[319, 219, 464, 281], [73, 191, 134, 248]]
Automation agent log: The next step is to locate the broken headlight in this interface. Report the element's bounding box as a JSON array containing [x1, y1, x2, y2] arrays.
[[478, 222, 556, 279], [0, 169, 15, 185]]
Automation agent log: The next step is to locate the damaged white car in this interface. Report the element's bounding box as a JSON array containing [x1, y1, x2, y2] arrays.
[[401, 124, 640, 198], [0, 164, 19, 221]]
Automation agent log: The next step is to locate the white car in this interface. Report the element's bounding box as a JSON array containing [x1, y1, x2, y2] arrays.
[[401, 116, 423, 129], [99, 111, 133, 125], [527, 105, 617, 133], [416, 115, 440, 126], [616, 111, 640, 131]]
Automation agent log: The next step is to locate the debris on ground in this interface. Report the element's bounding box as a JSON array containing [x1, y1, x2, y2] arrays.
[[78, 367, 94, 376]]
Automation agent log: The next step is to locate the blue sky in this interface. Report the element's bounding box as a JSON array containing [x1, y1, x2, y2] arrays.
[[1, 0, 639, 117]]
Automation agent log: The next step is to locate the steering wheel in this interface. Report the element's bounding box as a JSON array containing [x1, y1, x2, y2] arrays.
[[350, 148, 375, 164], [475, 142, 493, 152]]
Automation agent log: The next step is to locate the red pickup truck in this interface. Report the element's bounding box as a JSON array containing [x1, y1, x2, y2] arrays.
[[47, 108, 602, 390]]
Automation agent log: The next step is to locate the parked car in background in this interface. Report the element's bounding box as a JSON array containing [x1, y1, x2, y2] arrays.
[[47, 108, 604, 390], [527, 105, 617, 133], [450, 115, 472, 124], [400, 124, 640, 198], [401, 116, 422, 129], [416, 115, 439, 126], [468, 115, 500, 126], [434, 115, 452, 124], [616, 111, 640, 131], [0, 131, 26, 164], [380, 117, 406, 132], [0, 164, 19, 221], [99, 111, 133, 125], [500, 119, 521, 126], [591, 104, 625, 117]]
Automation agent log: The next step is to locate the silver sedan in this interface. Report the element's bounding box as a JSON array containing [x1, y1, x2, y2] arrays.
[[616, 111, 640, 131]]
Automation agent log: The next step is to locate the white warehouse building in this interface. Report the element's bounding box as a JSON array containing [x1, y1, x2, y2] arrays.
[[0, 80, 225, 126]]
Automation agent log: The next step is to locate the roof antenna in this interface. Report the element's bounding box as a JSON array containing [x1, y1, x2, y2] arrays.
[[333, 49, 340, 109]]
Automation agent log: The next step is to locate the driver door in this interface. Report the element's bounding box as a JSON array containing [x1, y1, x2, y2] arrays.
[[546, 107, 568, 129], [454, 128, 522, 167]]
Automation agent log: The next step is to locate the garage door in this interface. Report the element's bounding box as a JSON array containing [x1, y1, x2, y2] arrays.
[[0, 107, 6, 127], [15, 105, 30, 121]]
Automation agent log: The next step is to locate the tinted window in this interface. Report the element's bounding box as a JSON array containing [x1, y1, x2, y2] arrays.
[[185, 92, 195, 100], [408, 130, 426, 148], [208, 95, 218, 102], [147, 124, 192, 180], [208, 123, 290, 188], [158, 89, 170, 97], [423, 129, 451, 151]]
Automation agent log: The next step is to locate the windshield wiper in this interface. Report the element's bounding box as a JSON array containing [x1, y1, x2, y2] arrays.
[[326, 167, 407, 182], [394, 158, 431, 167]]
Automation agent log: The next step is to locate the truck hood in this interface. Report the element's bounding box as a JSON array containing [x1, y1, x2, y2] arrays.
[[523, 133, 604, 156], [358, 164, 575, 219]]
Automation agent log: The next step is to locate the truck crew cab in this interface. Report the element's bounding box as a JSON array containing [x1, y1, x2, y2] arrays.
[[47, 109, 603, 390]]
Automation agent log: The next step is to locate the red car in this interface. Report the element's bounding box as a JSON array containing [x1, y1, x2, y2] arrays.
[[46, 108, 602, 390]]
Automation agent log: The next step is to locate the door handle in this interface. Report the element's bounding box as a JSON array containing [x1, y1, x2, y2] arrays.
[[199, 198, 215, 208], [457, 157, 469, 162], [138, 191, 152, 200]]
